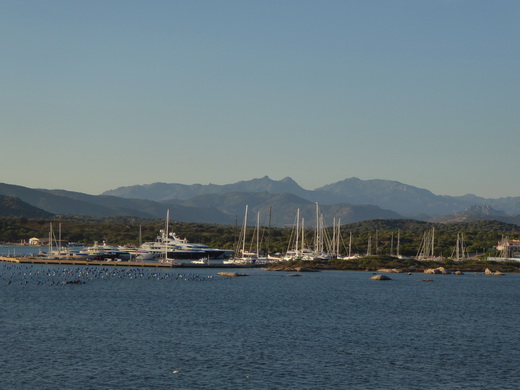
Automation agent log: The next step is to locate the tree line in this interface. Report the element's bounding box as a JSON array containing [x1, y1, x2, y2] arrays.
[[1, 216, 519, 259]]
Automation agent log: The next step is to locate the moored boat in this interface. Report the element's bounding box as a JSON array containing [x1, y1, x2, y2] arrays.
[[140, 230, 233, 263]]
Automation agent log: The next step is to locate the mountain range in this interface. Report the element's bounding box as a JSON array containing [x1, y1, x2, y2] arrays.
[[1, 177, 520, 227]]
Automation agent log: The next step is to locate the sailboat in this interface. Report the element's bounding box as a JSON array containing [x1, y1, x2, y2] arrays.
[[229, 206, 257, 264], [283, 209, 314, 261], [338, 231, 361, 260], [312, 203, 331, 260], [452, 233, 467, 261], [416, 228, 443, 261]]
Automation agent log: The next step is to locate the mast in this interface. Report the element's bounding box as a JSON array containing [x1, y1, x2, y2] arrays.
[[164, 209, 170, 261], [332, 218, 337, 257], [315, 202, 319, 253], [336, 218, 341, 257], [301, 218, 305, 255], [295, 208, 300, 257], [241, 205, 248, 257], [59, 223, 62, 257], [256, 211, 260, 258], [49, 223, 52, 257], [267, 205, 272, 258]]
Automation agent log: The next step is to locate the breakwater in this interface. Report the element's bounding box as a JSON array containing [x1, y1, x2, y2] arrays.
[[0, 256, 250, 268]]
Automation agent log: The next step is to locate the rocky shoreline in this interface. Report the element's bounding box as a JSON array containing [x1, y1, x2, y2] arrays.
[[266, 257, 520, 274]]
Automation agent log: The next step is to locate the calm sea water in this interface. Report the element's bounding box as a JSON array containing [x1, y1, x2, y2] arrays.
[[1, 254, 519, 389]]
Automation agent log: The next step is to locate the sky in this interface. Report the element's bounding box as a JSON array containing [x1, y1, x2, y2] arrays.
[[1, 0, 519, 198]]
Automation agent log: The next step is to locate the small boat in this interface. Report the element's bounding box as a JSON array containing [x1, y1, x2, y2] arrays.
[[77, 241, 133, 261]]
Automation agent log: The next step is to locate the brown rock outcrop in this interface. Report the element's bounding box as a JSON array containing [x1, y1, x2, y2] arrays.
[[371, 274, 392, 280], [424, 267, 451, 275], [484, 268, 504, 276], [377, 268, 402, 273]]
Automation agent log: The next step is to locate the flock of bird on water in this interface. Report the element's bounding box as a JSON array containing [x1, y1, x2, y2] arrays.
[[0, 264, 215, 285]]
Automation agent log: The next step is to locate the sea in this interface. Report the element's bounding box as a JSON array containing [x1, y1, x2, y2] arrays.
[[1, 245, 519, 389]]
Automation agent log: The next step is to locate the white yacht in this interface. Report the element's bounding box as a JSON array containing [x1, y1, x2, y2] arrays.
[[140, 230, 233, 263]]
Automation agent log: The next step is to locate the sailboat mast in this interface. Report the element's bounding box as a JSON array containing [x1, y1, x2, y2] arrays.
[[301, 218, 305, 253], [332, 218, 336, 257], [267, 205, 272, 258], [315, 202, 319, 253], [295, 209, 300, 256], [256, 211, 260, 258], [336, 218, 341, 257], [242, 205, 248, 257], [49, 222, 52, 256], [165, 209, 170, 261]]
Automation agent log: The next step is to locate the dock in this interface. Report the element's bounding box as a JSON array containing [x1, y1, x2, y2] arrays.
[[0, 256, 253, 268]]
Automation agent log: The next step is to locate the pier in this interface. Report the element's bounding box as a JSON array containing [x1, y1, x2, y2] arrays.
[[0, 256, 254, 268]]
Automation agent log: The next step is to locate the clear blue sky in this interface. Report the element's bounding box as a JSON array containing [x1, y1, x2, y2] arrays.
[[1, 0, 518, 198]]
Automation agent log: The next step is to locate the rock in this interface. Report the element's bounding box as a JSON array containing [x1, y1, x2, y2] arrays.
[[424, 267, 451, 275], [484, 268, 504, 276], [421, 279, 434, 282], [436, 267, 450, 274], [454, 271, 464, 275], [286, 274, 301, 277], [377, 268, 402, 273], [294, 267, 319, 272], [217, 272, 249, 277], [371, 274, 392, 280]]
